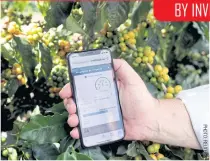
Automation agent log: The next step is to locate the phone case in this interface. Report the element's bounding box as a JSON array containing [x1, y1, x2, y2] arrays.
[[66, 48, 125, 148]]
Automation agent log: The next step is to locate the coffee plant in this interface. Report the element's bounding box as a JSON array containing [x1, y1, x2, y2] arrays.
[[1, 1, 209, 160]]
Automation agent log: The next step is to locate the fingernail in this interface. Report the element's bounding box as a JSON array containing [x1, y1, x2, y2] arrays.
[[59, 89, 63, 98], [63, 98, 68, 106], [70, 130, 73, 136], [65, 103, 70, 109]]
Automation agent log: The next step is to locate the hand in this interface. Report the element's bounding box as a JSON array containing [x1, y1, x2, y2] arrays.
[[59, 59, 158, 140], [59, 59, 201, 149]]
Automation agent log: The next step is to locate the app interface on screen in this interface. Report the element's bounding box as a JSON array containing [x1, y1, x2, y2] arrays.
[[70, 50, 124, 146]]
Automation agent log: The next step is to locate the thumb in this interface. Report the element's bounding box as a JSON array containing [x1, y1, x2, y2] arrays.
[[113, 59, 141, 84]]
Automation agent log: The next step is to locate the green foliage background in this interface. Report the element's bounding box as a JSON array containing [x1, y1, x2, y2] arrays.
[[1, 1, 209, 160]]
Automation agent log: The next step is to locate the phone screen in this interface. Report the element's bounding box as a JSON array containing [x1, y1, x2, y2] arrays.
[[68, 49, 124, 147]]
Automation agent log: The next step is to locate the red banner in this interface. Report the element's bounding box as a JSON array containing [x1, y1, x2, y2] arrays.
[[154, 0, 210, 21]]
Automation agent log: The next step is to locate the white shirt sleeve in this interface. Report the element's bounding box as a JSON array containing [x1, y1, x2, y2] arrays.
[[176, 84, 209, 152]]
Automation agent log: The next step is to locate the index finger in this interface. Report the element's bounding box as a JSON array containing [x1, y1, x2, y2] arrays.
[[59, 83, 72, 99]]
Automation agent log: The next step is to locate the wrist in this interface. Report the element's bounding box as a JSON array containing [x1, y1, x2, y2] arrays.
[[144, 98, 201, 149], [125, 96, 160, 141], [144, 99, 184, 142]]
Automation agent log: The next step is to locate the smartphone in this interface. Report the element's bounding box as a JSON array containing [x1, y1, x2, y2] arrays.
[[67, 48, 125, 148]]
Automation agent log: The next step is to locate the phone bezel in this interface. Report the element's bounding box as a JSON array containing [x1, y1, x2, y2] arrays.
[[66, 48, 125, 148]]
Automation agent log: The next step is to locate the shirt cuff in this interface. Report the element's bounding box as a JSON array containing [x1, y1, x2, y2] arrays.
[[176, 84, 209, 152]]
